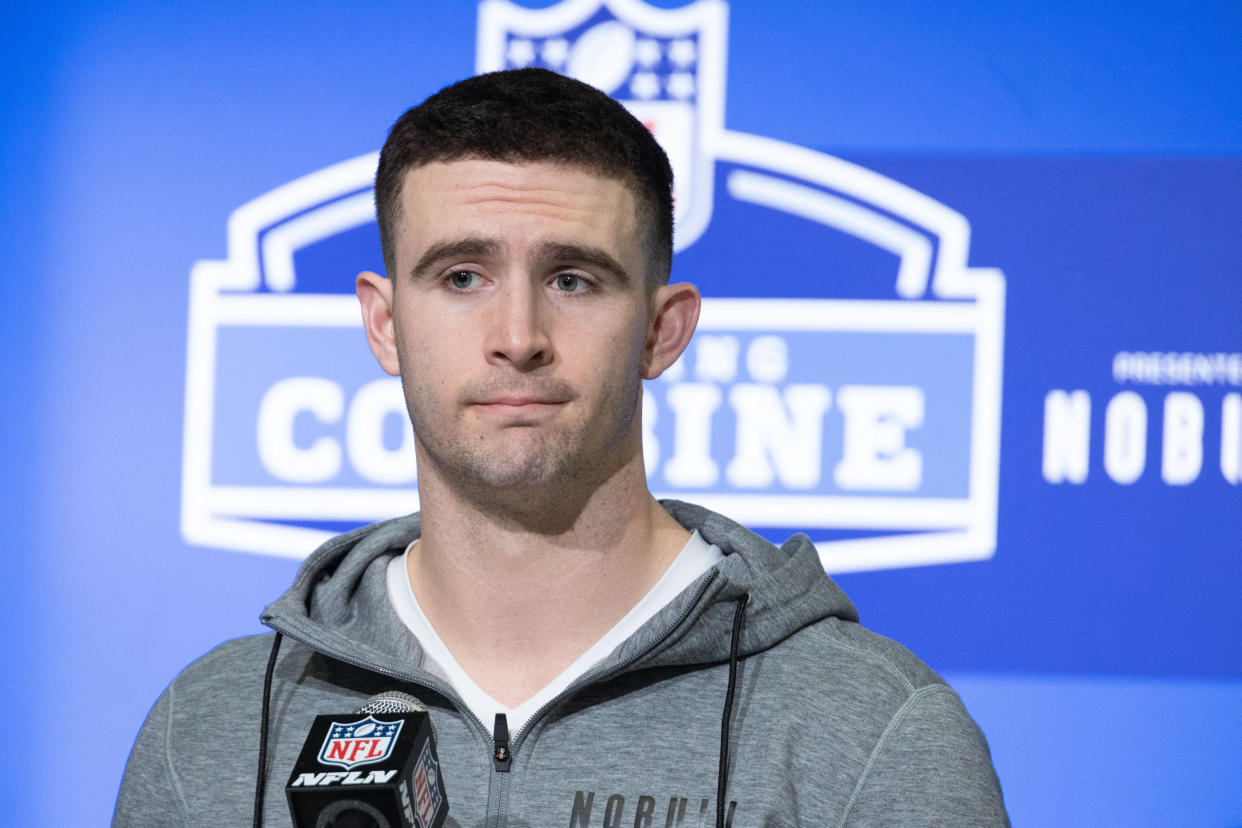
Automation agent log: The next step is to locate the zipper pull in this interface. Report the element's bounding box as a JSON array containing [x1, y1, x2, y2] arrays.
[[493, 713, 512, 772]]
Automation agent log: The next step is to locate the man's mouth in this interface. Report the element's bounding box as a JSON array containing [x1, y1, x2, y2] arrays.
[[475, 396, 565, 406], [462, 378, 578, 414], [469, 395, 572, 417]]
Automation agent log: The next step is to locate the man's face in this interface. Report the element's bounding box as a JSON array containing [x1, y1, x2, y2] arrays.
[[378, 159, 656, 497]]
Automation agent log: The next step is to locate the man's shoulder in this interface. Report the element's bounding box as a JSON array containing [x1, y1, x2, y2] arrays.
[[179, 632, 276, 675], [803, 614, 947, 693], [752, 616, 999, 796], [117, 633, 292, 826], [162, 633, 279, 711], [782, 621, 1008, 824], [758, 612, 953, 718]]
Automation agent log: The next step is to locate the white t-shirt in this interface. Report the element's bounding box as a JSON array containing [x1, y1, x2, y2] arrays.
[[386, 531, 724, 735]]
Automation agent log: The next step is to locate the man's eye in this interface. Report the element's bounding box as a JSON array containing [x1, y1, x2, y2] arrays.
[[447, 271, 480, 290], [554, 274, 586, 292]]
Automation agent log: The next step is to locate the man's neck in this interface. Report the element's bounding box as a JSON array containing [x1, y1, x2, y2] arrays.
[[407, 457, 690, 708]]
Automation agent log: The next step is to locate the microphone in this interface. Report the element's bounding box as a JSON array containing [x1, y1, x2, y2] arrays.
[[286, 691, 449, 828]]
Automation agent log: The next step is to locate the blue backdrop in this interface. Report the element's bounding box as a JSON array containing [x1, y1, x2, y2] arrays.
[[3, 1, 1240, 824]]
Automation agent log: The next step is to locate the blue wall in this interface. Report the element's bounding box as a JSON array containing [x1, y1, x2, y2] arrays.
[[3, 1, 1239, 824]]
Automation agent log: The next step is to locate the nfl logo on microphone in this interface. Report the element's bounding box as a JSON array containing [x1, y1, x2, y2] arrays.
[[287, 707, 448, 827], [411, 742, 445, 828], [319, 716, 403, 769]]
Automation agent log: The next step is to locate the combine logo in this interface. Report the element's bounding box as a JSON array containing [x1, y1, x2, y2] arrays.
[[181, 0, 1005, 573], [318, 716, 403, 770]]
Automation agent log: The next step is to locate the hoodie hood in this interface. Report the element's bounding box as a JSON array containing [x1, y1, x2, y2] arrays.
[[261, 499, 858, 687]]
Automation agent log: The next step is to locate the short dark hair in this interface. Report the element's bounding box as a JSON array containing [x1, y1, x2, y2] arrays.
[[375, 68, 674, 287]]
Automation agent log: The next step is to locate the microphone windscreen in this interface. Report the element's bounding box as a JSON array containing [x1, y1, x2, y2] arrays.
[[355, 691, 428, 716]]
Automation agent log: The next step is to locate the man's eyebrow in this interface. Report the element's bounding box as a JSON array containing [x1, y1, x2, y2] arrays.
[[536, 242, 631, 284], [409, 238, 500, 281]]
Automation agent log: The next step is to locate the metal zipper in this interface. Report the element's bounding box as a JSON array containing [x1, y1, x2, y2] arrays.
[[492, 714, 513, 771]]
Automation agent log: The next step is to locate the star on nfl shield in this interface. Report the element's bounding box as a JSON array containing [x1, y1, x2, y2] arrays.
[[318, 716, 404, 770]]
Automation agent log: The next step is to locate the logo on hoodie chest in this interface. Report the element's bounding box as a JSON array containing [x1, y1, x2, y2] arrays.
[[182, 0, 1005, 577], [568, 789, 737, 828]]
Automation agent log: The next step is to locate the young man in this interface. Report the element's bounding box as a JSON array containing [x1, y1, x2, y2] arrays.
[[116, 69, 1008, 826]]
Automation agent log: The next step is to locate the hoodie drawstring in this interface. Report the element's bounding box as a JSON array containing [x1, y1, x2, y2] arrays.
[[254, 631, 283, 828], [717, 593, 749, 828]]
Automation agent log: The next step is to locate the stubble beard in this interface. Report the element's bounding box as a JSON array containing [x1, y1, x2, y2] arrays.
[[402, 368, 643, 517]]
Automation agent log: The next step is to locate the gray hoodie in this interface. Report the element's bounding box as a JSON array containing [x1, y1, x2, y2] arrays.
[[114, 501, 1008, 826]]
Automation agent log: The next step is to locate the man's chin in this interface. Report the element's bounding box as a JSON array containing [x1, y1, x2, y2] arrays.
[[417, 425, 630, 508], [447, 448, 579, 494]]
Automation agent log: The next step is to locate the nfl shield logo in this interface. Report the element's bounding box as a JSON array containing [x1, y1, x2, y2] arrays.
[[477, 0, 726, 249], [318, 716, 404, 770], [410, 741, 445, 828]]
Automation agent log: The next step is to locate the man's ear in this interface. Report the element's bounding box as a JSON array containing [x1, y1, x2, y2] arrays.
[[642, 282, 701, 380], [356, 271, 401, 376]]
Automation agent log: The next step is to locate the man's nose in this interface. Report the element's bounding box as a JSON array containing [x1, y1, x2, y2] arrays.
[[484, 280, 552, 369]]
